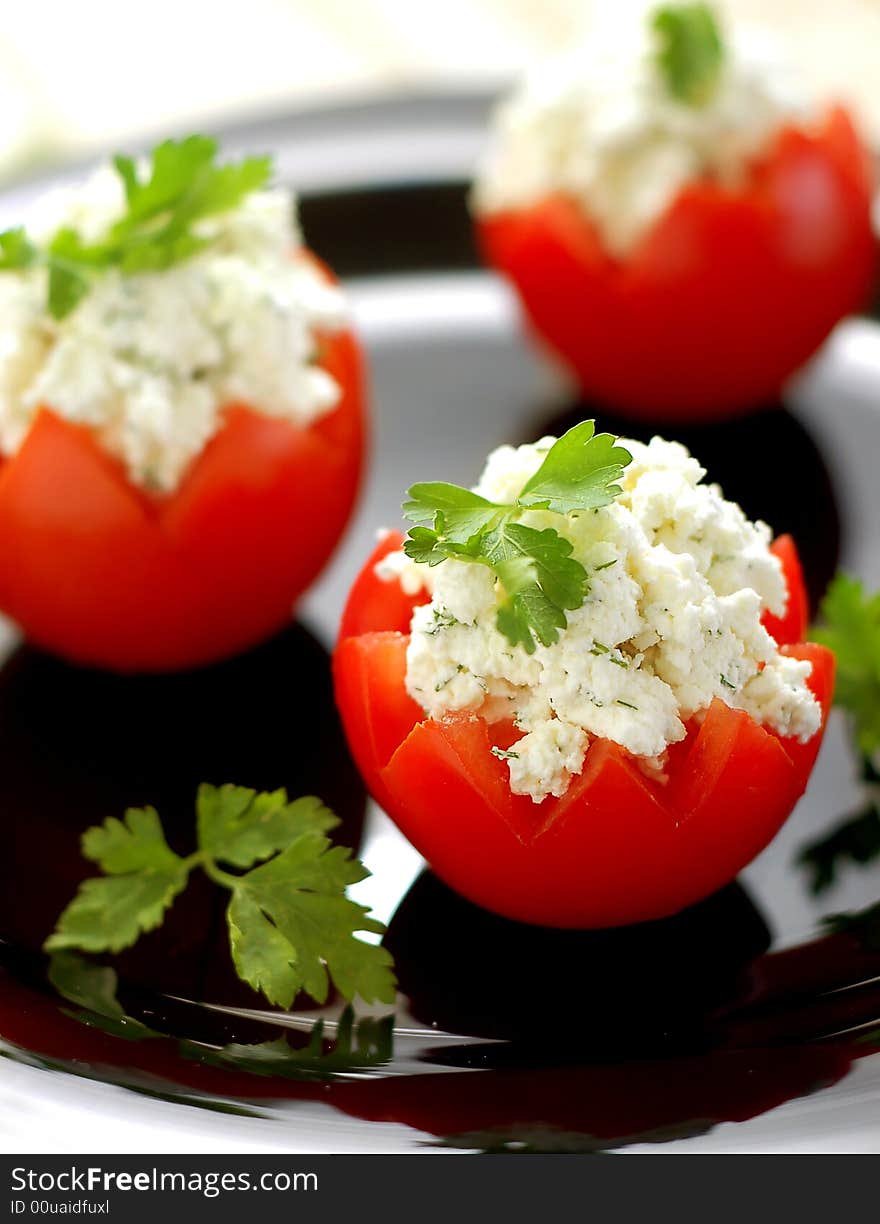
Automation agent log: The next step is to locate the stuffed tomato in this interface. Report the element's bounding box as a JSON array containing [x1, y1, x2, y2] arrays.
[[0, 137, 366, 672], [334, 423, 833, 928], [472, 4, 875, 420]]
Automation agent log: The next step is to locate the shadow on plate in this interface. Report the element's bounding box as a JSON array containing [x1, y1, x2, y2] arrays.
[[384, 869, 770, 1054], [1, 882, 879, 1152], [0, 925, 870, 1153], [0, 621, 366, 1006]]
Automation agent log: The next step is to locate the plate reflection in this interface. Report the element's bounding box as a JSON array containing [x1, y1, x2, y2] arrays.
[[0, 621, 365, 1005]]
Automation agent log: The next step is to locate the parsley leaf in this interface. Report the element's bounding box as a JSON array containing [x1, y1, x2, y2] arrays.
[[43, 871, 189, 955], [485, 523, 586, 612], [517, 421, 632, 515], [0, 227, 38, 269], [487, 522, 586, 651], [795, 575, 880, 892], [46, 258, 91, 320], [107, 137, 271, 276], [653, 3, 724, 107], [196, 784, 338, 869], [497, 588, 566, 654], [46, 807, 188, 953], [45, 784, 396, 1010], [228, 834, 392, 1008], [82, 805, 183, 874], [403, 484, 502, 546], [114, 136, 217, 221], [402, 525, 463, 567], [813, 574, 880, 757], [0, 134, 273, 320], [401, 420, 631, 653]]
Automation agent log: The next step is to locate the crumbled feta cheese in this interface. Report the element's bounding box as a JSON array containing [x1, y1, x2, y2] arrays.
[[379, 435, 822, 803], [0, 165, 347, 492], [508, 721, 587, 801], [472, 23, 808, 255], [375, 546, 431, 600]]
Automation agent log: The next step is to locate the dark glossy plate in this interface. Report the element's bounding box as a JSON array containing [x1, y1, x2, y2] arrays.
[[2, 93, 880, 1154]]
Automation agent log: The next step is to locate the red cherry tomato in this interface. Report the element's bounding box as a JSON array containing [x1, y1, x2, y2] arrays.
[[338, 531, 426, 641], [0, 258, 366, 672], [478, 108, 876, 419], [334, 533, 833, 927]]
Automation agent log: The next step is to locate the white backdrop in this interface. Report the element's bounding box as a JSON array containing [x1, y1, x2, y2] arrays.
[[0, 0, 878, 178]]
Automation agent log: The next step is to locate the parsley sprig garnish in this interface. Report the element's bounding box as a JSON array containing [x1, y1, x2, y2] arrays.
[[652, 3, 724, 107], [45, 784, 396, 1010], [402, 420, 631, 654], [796, 575, 880, 892], [812, 574, 880, 758], [0, 135, 272, 320]]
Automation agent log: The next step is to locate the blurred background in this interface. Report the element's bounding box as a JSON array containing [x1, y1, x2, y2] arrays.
[[1, 0, 879, 180]]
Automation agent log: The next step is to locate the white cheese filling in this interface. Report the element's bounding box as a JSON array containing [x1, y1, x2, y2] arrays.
[[472, 23, 809, 256], [377, 436, 821, 804], [0, 166, 347, 492]]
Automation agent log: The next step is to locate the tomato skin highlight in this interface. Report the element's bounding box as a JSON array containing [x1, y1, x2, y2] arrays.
[[0, 292, 367, 672], [332, 630, 424, 813], [334, 537, 834, 928], [337, 531, 427, 641], [478, 108, 875, 420], [763, 534, 809, 645]]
